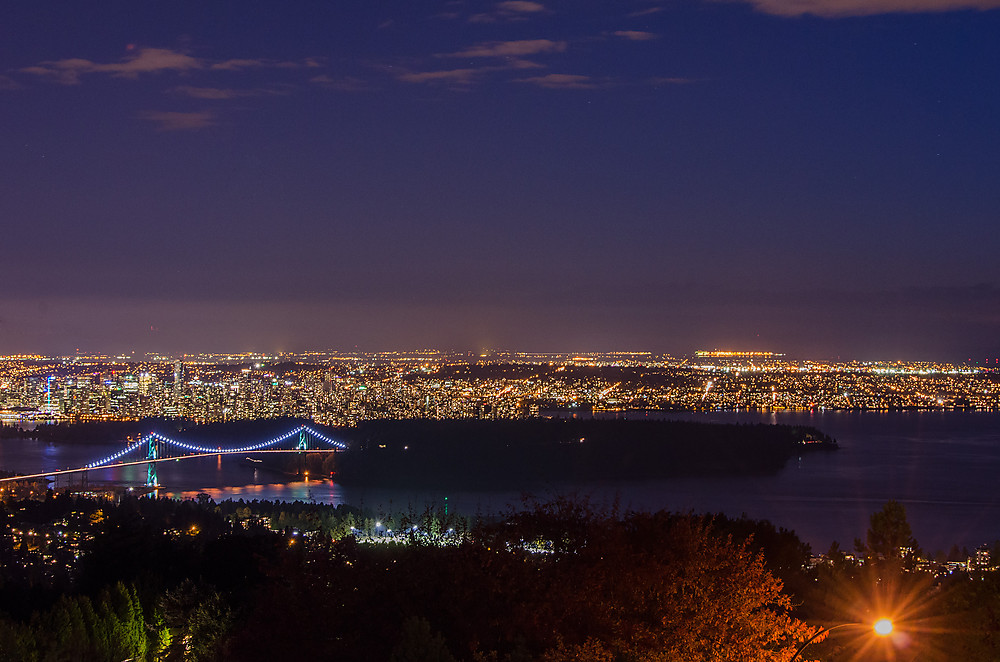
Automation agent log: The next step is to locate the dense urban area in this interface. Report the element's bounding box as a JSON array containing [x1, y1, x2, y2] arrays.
[[1, 350, 998, 425]]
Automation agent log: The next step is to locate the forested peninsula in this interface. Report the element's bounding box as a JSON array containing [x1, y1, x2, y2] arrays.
[[331, 418, 837, 487]]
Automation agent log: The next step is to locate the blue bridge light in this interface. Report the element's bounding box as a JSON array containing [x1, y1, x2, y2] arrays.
[[82, 425, 348, 488]]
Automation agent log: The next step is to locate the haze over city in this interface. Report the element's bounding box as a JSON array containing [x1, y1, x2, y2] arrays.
[[2, 1, 999, 360]]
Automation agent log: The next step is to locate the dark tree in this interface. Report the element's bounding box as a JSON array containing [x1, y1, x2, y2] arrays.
[[856, 499, 920, 568]]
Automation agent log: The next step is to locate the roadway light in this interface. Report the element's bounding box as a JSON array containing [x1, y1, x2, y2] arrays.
[[790, 619, 895, 661], [873, 618, 893, 636]]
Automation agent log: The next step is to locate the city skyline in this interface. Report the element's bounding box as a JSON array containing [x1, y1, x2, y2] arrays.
[[3, 1, 999, 361], [3, 350, 995, 428]]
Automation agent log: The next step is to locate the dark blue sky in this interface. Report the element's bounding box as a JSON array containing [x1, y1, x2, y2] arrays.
[[2, 0, 999, 360]]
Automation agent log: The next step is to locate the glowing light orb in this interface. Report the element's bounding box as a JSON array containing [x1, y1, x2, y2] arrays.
[[873, 618, 894, 636]]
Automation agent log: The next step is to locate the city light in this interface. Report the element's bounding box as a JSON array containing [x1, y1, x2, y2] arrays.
[[874, 618, 894, 636], [1, 351, 995, 429]]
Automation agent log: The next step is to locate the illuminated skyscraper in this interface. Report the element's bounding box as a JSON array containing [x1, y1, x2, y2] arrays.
[[173, 361, 184, 413]]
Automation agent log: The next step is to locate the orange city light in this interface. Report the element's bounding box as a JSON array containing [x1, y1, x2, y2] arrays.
[[873, 618, 894, 636]]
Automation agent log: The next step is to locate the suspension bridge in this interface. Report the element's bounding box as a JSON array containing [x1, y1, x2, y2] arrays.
[[0, 424, 347, 489]]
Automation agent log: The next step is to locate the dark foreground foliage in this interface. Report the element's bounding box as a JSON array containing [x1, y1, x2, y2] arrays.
[[228, 497, 815, 661], [1, 494, 999, 661]]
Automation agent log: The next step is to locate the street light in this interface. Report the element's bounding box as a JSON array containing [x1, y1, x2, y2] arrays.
[[790, 619, 894, 661], [873, 618, 894, 636]]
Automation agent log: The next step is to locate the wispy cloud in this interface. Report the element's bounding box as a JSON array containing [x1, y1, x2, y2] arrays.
[[392, 48, 556, 87], [0, 75, 20, 90], [649, 76, 696, 85], [396, 68, 483, 85], [209, 58, 269, 71], [721, 0, 1000, 16], [515, 73, 599, 89], [20, 47, 321, 85], [613, 30, 659, 40], [138, 110, 216, 131], [448, 39, 567, 58], [627, 6, 665, 17], [470, 0, 548, 22], [21, 47, 201, 84], [508, 59, 546, 69], [496, 1, 546, 12], [309, 75, 368, 91], [171, 85, 286, 99], [209, 57, 315, 71]]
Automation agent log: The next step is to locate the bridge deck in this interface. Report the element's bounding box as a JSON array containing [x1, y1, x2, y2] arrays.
[[0, 448, 341, 483]]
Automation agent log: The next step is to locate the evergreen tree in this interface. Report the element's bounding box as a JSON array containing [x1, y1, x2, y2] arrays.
[[856, 499, 920, 568], [390, 617, 457, 662]]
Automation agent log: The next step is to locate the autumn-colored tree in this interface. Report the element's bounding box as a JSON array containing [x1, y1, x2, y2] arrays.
[[479, 498, 818, 661]]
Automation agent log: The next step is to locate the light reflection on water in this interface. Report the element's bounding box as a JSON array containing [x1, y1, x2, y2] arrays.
[[2, 410, 1000, 552], [162, 480, 347, 504]]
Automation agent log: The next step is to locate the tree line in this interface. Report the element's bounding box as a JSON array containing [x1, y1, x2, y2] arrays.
[[0, 492, 998, 660]]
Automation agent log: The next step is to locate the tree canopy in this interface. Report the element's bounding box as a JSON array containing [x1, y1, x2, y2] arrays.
[[229, 497, 817, 661], [856, 499, 920, 568]]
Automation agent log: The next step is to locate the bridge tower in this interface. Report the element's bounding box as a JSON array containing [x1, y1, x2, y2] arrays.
[[146, 436, 160, 488], [297, 428, 309, 476]]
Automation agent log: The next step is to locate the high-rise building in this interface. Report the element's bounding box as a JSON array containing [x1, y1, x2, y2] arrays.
[[172, 361, 184, 413]]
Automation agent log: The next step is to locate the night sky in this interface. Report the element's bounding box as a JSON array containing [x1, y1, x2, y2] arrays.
[[3, 0, 999, 360]]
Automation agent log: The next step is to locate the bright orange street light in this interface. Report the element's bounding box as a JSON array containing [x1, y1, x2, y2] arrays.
[[873, 618, 894, 636], [790, 619, 894, 661]]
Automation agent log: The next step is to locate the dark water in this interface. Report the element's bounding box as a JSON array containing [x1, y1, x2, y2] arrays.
[[2, 410, 999, 553]]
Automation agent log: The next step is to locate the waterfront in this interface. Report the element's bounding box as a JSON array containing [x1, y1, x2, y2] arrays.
[[2, 410, 999, 553]]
